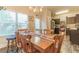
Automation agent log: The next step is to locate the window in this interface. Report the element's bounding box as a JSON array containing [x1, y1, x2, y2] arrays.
[[34, 17, 40, 33], [34, 17, 40, 30], [0, 10, 16, 36], [17, 13, 28, 29], [41, 18, 47, 30], [0, 10, 28, 36]]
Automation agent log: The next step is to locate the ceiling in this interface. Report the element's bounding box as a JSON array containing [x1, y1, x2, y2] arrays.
[[5, 6, 79, 15], [47, 6, 79, 13]]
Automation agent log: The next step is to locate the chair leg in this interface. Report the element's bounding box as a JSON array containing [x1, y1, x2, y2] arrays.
[[16, 44, 18, 53], [7, 40, 9, 53], [11, 40, 14, 51]]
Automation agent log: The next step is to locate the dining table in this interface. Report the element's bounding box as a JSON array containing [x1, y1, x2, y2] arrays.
[[17, 31, 55, 53]]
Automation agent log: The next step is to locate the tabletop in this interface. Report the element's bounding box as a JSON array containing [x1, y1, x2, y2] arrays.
[[18, 31, 55, 52]]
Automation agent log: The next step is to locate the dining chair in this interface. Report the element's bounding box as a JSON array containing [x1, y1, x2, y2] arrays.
[[53, 35, 64, 53], [42, 29, 48, 35], [43, 29, 53, 35], [16, 31, 22, 52], [16, 29, 41, 53], [19, 34, 33, 53], [16, 29, 30, 52]]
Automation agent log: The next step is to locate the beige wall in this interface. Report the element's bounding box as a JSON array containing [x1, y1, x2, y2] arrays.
[[28, 16, 35, 31]]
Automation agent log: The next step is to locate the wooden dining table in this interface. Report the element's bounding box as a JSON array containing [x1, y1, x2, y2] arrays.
[[30, 36, 54, 52], [18, 31, 55, 53]]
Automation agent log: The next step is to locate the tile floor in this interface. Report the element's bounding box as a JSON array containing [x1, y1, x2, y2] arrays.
[[0, 36, 7, 49], [60, 35, 79, 53], [0, 35, 79, 53], [60, 35, 72, 53]]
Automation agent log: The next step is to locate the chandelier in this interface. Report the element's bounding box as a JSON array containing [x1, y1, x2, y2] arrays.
[[28, 6, 43, 13]]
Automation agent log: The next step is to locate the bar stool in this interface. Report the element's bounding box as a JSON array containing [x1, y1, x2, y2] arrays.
[[6, 35, 16, 52]]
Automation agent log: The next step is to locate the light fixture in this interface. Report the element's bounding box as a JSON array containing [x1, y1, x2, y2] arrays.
[[29, 6, 33, 10], [56, 10, 69, 15], [29, 6, 43, 13], [40, 6, 43, 12], [40, 8, 42, 12], [33, 8, 36, 12]]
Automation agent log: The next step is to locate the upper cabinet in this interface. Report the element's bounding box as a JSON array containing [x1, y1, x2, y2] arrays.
[[66, 16, 76, 24], [75, 14, 79, 23], [66, 14, 79, 24]]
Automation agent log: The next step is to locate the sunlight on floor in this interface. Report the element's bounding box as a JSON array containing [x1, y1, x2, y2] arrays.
[[0, 36, 7, 49], [60, 35, 72, 53]]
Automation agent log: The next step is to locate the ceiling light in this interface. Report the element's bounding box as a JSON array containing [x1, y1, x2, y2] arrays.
[[56, 10, 69, 15]]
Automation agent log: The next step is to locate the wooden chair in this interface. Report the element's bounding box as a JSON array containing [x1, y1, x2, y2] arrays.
[[42, 29, 48, 35], [16, 29, 27, 52], [16, 29, 30, 52], [16, 31, 22, 52], [16, 29, 41, 53], [20, 34, 33, 53], [18, 29, 28, 32], [42, 29, 53, 35], [53, 35, 64, 53]]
